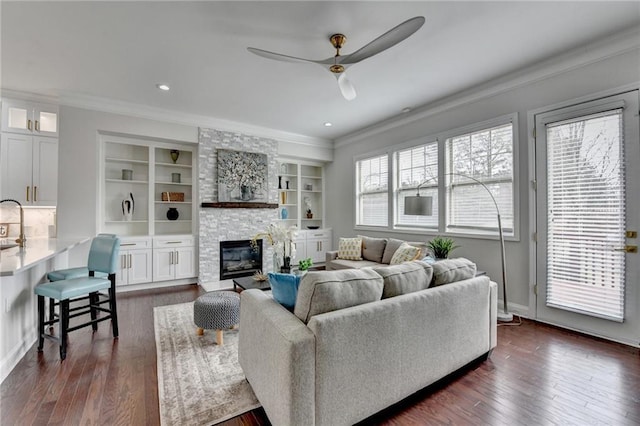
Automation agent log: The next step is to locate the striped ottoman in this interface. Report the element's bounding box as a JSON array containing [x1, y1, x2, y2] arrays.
[[193, 291, 240, 346]]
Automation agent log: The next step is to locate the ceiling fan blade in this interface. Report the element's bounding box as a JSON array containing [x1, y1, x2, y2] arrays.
[[247, 47, 318, 64], [340, 16, 425, 65], [337, 73, 357, 101]]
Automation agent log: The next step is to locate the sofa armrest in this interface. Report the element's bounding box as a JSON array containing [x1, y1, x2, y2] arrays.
[[325, 251, 339, 270], [239, 289, 316, 426], [489, 280, 498, 350]]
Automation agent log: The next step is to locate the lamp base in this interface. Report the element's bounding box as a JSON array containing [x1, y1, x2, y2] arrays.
[[497, 311, 513, 322]]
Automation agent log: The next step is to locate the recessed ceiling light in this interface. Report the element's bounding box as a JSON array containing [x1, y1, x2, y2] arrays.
[[324, 122, 332, 127], [156, 83, 170, 91], [402, 107, 412, 113]]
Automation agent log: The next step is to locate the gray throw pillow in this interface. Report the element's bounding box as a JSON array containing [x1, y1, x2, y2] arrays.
[[359, 235, 387, 263], [373, 261, 434, 298], [431, 257, 477, 286], [381, 238, 405, 264], [294, 269, 383, 323]]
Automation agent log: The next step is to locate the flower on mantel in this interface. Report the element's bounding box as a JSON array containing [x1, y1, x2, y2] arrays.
[[251, 223, 298, 272]]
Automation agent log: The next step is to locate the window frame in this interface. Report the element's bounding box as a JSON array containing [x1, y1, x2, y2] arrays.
[[354, 151, 391, 229], [353, 113, 520, 241]]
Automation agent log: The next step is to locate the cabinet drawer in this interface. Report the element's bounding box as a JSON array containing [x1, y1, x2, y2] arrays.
[[305, 229, 332, 240], [153, 235, 194, 248], [119, 237, 152, 250]]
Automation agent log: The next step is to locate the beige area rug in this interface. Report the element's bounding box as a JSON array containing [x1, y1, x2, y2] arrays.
[[154, 302, 261, 425]]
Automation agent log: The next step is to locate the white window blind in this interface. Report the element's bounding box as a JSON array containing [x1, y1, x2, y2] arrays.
[[396, 142, 438, 227], [546, 109, 626, 321], [356, 154, 388, 227], [446, 123, 514, 233]]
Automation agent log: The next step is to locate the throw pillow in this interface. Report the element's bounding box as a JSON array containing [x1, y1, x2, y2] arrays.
[[381, 238, 405, 264], [268, 272, 302, 310], [293, 269, 383, 323], [389, 243, 421, 265], [373, 261, 434, 298], [431, 257, 477, 286], [359, 235, 387, 263], [337, 237, 363, 260]]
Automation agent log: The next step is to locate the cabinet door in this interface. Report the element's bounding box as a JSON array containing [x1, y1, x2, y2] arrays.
[[1, 100, 32, 134], [153, 248, 174, 282], [115, 252, 129, 286], [293, 238, 306, 260], [174, 246, 196, 279], [307, 238, 330, 264], [127, 249, 153, 284], [0, 133, 33, 203], [32, 137, 58, 205], [33, 104, 58, 137]]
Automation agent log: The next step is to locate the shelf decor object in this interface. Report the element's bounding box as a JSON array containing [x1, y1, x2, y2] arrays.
[[166, 207, 179, 221], [217, 149, 268, 203], [170, 150, 180, 164], [404, 172, 513, 322], [122, 192, 134, 221]]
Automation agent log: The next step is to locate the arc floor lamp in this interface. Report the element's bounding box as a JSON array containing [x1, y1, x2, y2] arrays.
[[404, 173, 513, 322]]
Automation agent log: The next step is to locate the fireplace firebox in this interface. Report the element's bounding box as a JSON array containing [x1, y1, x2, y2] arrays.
[[220, 239, 263, 280]]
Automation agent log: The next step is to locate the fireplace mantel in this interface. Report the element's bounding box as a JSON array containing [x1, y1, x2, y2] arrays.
[[201, 202, 279, 209]]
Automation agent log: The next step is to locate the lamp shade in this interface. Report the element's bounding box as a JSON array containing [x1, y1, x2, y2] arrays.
[[404, 195, 433, 216]]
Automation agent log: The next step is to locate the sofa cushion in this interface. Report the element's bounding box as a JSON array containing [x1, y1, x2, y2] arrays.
[[381, 238, 405, 264], [432, 257, 477, 286], [294, 269, 383, 323], [268, 272, 302, 310], [327, 259, 382, 270], [359, 235, 387, 263], [373, 261, 434, 298], [389, 243, 422, 265], [337, 237, 363, 260]]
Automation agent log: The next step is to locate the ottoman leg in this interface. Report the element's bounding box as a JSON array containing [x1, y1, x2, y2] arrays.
[[196, 327, 204, 336], [216, 329, 224, 346]]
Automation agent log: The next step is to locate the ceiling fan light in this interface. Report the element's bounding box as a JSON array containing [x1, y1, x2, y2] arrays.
[[337, 73, 357, 101]]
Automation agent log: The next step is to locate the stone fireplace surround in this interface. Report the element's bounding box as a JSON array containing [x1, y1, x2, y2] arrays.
[[199, 128, 280, 291]]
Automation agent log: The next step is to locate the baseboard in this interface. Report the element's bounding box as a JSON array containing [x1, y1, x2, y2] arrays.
[[499, 300, 530, 319], [0, 329, 37, 385]]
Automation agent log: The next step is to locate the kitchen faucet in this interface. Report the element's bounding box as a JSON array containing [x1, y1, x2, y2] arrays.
[[0, 199, 26, 247]]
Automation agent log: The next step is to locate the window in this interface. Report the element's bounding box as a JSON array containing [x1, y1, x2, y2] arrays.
[[356, 154, 388, 227], [395, 142, 438, 228], [445, 123, 514, 234]]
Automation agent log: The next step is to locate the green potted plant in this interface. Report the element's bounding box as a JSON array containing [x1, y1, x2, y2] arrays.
[[297, 257, 313, 275], [427, 236, 459, 260]]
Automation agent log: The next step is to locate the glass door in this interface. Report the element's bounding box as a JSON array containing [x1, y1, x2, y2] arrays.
[[534, 91, 639, 346]]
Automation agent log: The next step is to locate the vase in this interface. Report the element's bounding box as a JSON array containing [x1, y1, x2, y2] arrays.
[[278, 176, 282, 189], [280, 256, 291, 274], [272, 252, 282, 272], [170, 150, 180, 164], [166, 207, 179, 221], [281, 207, 288, 220], [286, 181, 290, 189], [240, 185, 254, 201]]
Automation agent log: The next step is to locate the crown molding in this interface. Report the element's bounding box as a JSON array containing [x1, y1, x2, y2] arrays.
[[0, 89, 333, 149], [335, 26, 640, 148]]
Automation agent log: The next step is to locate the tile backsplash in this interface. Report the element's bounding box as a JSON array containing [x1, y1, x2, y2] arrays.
[[0, 207, 56, 238]]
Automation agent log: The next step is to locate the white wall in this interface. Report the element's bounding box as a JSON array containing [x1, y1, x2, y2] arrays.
[[325, 49, 640, 315]]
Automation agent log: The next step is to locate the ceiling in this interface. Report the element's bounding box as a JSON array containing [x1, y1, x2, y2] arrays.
[[2, 1, 639, 141]]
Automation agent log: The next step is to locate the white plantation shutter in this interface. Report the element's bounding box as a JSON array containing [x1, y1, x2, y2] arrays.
[[396, 142, 438, 227], [546, 109, 625, 321], [356, 155, 388, 227], [446, 123, 514, 233]]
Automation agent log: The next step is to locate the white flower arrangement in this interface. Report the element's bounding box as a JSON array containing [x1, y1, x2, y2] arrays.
[[251, 223, 298, 261]]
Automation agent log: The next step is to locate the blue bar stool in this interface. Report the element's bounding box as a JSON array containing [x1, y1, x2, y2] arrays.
[[35, 235, 120, 360], [46, 234, 116, 321]]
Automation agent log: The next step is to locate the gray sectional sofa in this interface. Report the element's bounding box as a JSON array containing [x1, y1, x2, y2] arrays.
[[238, 260, 498, 426], [326, 235, 428, 270]]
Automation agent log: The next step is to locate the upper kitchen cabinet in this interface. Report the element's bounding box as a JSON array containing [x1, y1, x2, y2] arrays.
[[1, 99, 59, 137]]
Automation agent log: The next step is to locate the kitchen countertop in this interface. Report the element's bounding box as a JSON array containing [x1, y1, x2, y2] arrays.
[[0, 237, 91, 277]]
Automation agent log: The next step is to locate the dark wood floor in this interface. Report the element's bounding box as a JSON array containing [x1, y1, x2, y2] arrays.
[[2, 285, 639, 425]]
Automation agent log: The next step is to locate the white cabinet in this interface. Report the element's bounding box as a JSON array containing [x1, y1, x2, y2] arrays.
[[1, 99, 59, 137], [294, 229, 332, 265], [117, 237, 152, 286], [152, 235, 196, 282], [0, 133, 57, 205]]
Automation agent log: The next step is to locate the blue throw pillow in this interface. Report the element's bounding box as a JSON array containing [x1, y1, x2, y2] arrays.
[[268, 272, 302, 310]]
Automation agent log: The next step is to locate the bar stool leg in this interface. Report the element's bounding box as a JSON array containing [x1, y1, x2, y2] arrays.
[[89, 292, 98, 331], [60, 299, 70, 360], [108, 275, 119, 338], [37, 295, 45, 351]]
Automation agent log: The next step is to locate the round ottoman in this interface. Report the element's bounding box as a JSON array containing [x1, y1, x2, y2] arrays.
[[193, 291, 240, 346]]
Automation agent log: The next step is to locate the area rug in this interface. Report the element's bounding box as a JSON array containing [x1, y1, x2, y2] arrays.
[[154, 302, 261, 426]]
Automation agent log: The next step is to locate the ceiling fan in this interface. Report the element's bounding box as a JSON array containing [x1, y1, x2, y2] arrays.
[[247, 16, 425, 101]]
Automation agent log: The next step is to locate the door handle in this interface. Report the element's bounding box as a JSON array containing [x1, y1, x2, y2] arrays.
[[26, 186, 30, 202], [176, 250, 179, 264], [34, 186, 37, 202], [27, 119, 32, 131], [35, 120, 40, 132], [170, 251, 174, 265], [128, 254, 132, 268], [614, 245, 637, 253]]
